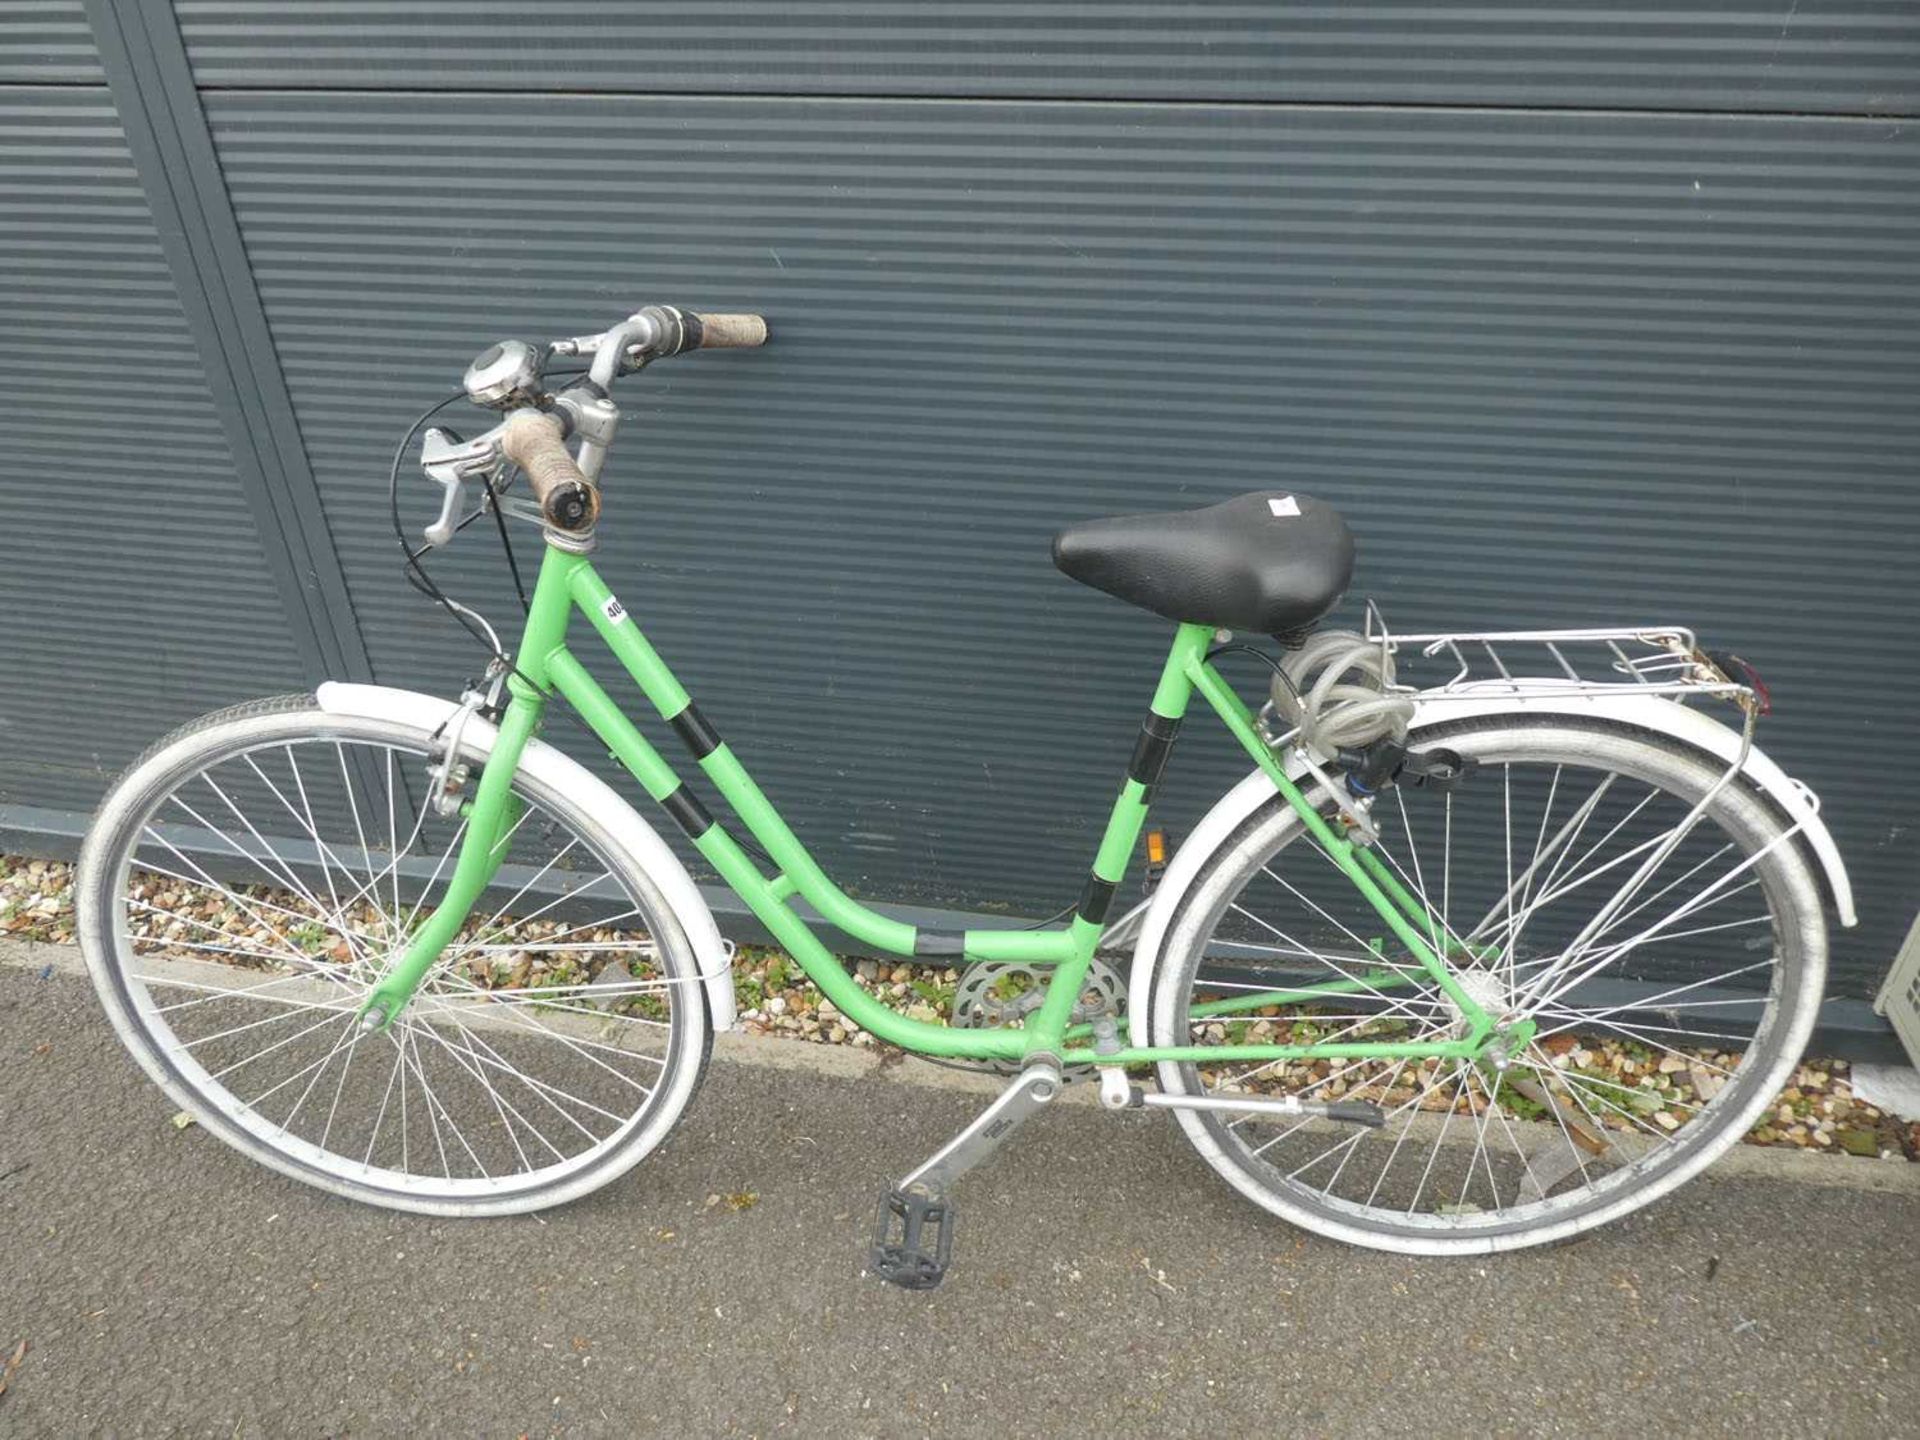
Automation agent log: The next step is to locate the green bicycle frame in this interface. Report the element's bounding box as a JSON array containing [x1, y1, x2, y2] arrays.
[[362, 543, 1509, 1069]]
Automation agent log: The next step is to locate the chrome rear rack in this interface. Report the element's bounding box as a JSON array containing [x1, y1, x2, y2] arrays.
[[1362, 601, 1757, 711]]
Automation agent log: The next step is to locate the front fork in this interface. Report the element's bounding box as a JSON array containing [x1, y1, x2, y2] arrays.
[[358, 682, 542, 1031]]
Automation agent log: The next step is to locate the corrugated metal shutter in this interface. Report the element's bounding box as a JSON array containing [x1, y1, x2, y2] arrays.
[[0, 0, 100, 83], [199, 90, 1920, 1002], [172, 1, 1920, 114], [0, 87, 305, 815], [5, 5, 1913, 1016]]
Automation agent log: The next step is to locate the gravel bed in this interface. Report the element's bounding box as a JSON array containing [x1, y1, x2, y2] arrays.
[[6, 852, 1913, 1161]]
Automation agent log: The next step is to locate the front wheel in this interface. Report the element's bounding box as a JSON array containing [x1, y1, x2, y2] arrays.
[[1150, 715, 1827, 1255], [77, 695, 712, 1215]]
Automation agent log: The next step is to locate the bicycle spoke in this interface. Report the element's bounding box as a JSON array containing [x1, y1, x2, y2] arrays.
[[1405, 1066, 1472, 1215], [412, 986, 668, 1075], [240, 1015, 365, 1120], [460, 820, 577, 940], [363, 1036, 407, 1171], [142, 969, 357, 1015], [441, 1021, 626, 1134], [395, 1022, 489, 1180], [1466, 772, 1625, 946], [1232, 887, 1436, 1015], [317, 1011, 365, 1152], [400, 812, 470, 938], [1524, 866, 1772, 1016], [125, 899, 321, 969], [395, 1024, 451, 1180], [175, 1001, 352, 1053], [1222, 1014, 1443, 1115], [443, 905, 650, 971], [334, 742, 382, 921], [409, 1019, 547, 1172], [1255, 1057, 1420, 1171], [241, 750, 372, 964], [286, 746, 414, 948], [188, 778, 335, 922], [1370, 799, 1477, 963], [1510, 1057, 1682, 1148], [133, 836, 313, 961], [1389, 787, 1446, 956], [1476, 803, 1685, 955], [1530, 1008, 1744, 1075]]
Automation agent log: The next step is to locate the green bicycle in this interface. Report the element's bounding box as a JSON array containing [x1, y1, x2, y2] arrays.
[[76, 305, 1854, 1286]]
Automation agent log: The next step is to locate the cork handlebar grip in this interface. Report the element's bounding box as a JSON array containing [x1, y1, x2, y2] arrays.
[[500, 410, 599, 533], [685, 312, 768, 349]]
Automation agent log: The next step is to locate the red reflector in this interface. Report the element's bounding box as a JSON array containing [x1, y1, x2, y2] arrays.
[[1715, 651, 1772, 716]]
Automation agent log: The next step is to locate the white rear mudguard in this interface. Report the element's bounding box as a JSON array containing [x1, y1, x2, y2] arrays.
[[315, 683, 737, 1031], [1126, 691, 1855, 1048]]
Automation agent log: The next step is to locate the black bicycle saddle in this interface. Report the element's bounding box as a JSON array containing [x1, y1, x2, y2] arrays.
[[1052, 491, 1354, 635]]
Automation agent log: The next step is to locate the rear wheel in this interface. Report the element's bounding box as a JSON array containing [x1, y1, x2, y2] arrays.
[[77, 696, 711, 1215], [1150, 716, 1826, 1254]]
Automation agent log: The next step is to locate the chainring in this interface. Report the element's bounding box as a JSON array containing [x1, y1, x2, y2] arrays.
[[951, 956, 1127, 1072]]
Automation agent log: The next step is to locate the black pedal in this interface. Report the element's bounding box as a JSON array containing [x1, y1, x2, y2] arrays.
[[869, 1187, 954, 1291]]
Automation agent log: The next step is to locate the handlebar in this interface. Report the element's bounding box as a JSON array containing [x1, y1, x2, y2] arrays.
[[548, 305, 767, 378], [422, 303, 766, 546]]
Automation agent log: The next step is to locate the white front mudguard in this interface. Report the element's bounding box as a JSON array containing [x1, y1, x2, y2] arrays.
[[315, 683, 737, 1030], [1126, 691, 1855, 1047]]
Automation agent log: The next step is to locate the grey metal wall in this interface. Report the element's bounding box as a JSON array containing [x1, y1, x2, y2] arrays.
[[0, 83, 306, 823], [3, 3, 1916, 1026]]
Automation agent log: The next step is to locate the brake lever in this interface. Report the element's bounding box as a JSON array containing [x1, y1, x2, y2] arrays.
[[418, 426, 507, 547]]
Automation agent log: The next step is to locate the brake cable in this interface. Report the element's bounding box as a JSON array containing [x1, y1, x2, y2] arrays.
[[384, 382, 785, 870], [386, 387, 557, 699]]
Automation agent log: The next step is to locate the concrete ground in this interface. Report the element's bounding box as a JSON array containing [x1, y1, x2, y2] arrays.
[[1, 947, 1916, 1438]]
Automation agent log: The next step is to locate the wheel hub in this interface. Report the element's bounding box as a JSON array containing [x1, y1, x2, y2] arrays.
[[1443, 966, 1509, 1036]]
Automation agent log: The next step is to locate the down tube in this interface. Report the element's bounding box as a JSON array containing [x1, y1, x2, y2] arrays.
[[542, 632, 1030, 1065]]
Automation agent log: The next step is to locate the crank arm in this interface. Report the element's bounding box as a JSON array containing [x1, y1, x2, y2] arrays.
[[897, 1063, 1060, 1195], [871, 1061, 1060, 1293]]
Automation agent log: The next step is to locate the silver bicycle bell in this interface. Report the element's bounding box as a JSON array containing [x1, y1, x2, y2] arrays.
[[462, 338, 545, 409]]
